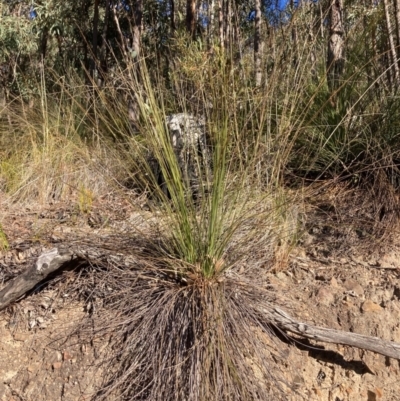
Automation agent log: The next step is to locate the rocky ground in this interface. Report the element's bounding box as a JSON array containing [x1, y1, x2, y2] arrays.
[[1, 188, 400, 401]]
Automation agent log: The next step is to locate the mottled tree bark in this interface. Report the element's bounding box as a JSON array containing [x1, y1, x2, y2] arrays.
[[219, 0, 224, 49], [327, 0, 345, 94], [254, 0, 262, 86], [131, 0, 143, 61], [384, 0, 400, 85]]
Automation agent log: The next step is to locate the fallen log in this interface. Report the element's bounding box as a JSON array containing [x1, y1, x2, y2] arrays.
[[1, 247, 400, 361]]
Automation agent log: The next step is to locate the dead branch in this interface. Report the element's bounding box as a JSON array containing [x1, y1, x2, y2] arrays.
[[262, 305, 400, 360], [0, 248, 75, 311]]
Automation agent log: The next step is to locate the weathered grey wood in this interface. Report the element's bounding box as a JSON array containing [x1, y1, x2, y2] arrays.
[[262, 306, 400, 360], [0, 248, 75, 311]]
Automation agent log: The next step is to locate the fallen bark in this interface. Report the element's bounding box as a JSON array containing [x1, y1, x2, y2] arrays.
[[1, 247, 400, 361]]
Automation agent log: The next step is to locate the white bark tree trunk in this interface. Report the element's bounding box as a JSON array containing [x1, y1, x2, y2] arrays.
[[327, 0, 345, 93], [254, 0, 262, 86], [384, 0, 400, 84]]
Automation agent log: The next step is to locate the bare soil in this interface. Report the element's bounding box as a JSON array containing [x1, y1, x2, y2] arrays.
[[1, 190, 400, 401]]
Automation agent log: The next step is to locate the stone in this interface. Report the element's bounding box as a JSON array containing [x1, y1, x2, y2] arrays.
[[63, 351, 73, 361], [377, 252, 398, 268], [343, 278, 364, 297], [316, 287, 335, 306], [361, 300, 382, 313]]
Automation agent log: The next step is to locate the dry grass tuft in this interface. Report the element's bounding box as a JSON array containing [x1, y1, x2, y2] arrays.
[[83, 234, 291, 401]]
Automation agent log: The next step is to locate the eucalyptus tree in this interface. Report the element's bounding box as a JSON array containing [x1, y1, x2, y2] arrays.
[[383, 0, 400, 84], [327, 0, 345, 93], [254, 0, 262, 85]]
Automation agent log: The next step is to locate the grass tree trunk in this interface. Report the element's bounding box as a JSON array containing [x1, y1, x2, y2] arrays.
[[327, 0, 345, 95], [254, 0, 262, 86], [384, 0, 400, 85]]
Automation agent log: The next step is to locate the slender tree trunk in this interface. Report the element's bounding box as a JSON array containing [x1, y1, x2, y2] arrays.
[[383, 0, 400, 84], [231, 0, 242, 61], [290, 0, 298, 67], [384, 39, 394, 88], [92, 0, 100, 60], [219, 0, 224, 49], [40, 28, 49, 60], [186, 0, 197, 38], [223, 0, 231, 50], [91, 0, 100, 81], [131, 0, 143, 61], [369, 0, 382, 87], [254, 0, 262, 86], [232, 1, 240, 45], [394, 0, 400, 53], [111, 6, 135, 88], [364, 1, 372, 86], [319, 2, 324, 39], [290, 0, 297, 43], [309, 3, 317, 81], [170, 0, 176, 32], [99, 0, 110, 76], [327, 0, 345, 94], [208, 0, 215, 48]]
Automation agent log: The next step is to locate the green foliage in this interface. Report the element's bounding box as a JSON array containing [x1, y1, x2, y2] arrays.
[[0, 6, 37, 60]]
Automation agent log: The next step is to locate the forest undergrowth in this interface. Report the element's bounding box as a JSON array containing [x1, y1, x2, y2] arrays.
[[1, 30, 400, 400]]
